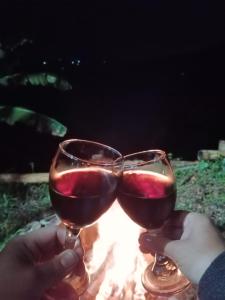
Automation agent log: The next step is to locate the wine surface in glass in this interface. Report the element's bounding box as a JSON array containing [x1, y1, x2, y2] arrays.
[[118, 170, 176, 229], [50, 167, 118, 228]]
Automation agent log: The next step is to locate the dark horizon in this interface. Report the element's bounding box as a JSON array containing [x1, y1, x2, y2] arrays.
[[0, 1, 225, 171]]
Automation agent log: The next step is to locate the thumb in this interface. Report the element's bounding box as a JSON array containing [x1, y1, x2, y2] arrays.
[[164, 240, 188, 264], [164, 240, 180, 258], [36, 249, 80, 290]]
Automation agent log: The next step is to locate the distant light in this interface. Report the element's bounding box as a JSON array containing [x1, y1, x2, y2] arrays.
[[71, 59, 81, 66], [42, 61, 47, 65], [180, 72, 185, 76]]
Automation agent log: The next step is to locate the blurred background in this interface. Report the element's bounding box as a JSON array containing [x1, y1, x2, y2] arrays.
[[0, 0, 225, 171]]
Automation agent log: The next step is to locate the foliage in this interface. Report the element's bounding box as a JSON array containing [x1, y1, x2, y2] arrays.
[[0, 106, 67, 136], [0, 37, 70, 136], [0, 38, 70, 249], [0, 38, 72, 90], [0, 182, 51, 250], [175, 158, 225, 227], [0, 73, 72, 91]]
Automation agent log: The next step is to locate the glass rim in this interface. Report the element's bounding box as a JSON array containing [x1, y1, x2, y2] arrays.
[[59, 138, 123, 166], [123, 149, 167, 168]]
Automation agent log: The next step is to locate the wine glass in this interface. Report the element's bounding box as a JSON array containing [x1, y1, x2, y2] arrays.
[[117, 149, 190, 296], [49, 139, 123, 295]]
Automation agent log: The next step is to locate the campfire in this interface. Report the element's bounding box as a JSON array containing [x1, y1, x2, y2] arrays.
[[80, 201, 147, 299], [42, 201, 196, 299], [78, 202, 197, 300]]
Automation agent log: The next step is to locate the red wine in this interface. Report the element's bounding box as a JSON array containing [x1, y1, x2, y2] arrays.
[[118, 170, 176, 229], [49, 168, 118, 228]]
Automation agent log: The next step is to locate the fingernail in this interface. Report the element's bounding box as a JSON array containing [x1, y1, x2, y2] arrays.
[[61, 250, 78, 268]]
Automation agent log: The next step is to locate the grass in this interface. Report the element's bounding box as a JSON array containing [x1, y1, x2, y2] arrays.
[[175, 158, 225, 227], [0, 182, 52, 249], [0, 158, 225, 249]]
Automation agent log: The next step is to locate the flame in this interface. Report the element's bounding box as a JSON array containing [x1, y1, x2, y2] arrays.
[[74, 201, 196, 300], [80, 201, 148, 299]]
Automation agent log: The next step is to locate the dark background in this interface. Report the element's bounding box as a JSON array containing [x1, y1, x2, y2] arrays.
[[0, 1, 225, 171]]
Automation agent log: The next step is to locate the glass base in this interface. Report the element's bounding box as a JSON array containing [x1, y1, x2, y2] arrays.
[[142, 262, 190, 296], [145, 284, 198, 300]]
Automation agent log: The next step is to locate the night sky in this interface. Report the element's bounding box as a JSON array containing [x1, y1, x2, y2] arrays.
[[1, 1, 224, 57], [1, 1, 225, 170]]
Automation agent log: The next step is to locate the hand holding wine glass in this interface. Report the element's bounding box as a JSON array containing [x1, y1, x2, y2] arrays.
[[118, 150, 190, 296], [49, 139, 123, 295], [140, 211, 225, 284]]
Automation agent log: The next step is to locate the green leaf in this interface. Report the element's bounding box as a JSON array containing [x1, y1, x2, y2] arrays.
[[0, 74, 20, 86], [198, 161, 209, 171], [0, 73, 72, 91], [0, 106, 67, 136]]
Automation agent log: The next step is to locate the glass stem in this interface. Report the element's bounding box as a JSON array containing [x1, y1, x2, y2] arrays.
[[65, 226, 80, 249], [152, 253, 177, 278]]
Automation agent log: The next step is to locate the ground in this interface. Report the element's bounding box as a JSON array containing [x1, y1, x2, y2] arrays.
[[0, 158, 225, 249], [174, 158, 225, 228]]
